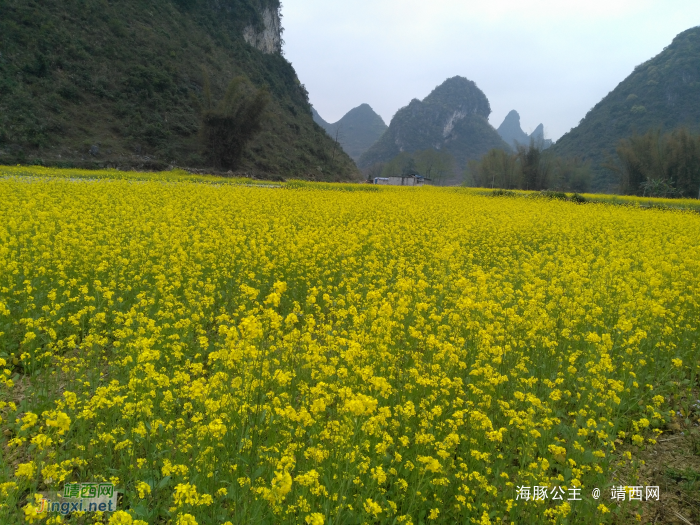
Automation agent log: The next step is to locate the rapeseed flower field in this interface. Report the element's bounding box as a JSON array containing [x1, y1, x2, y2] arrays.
[[0, 168, 698, 524]]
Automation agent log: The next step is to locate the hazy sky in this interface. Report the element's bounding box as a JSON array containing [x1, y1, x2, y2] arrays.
[[282, 1, 698, 141]]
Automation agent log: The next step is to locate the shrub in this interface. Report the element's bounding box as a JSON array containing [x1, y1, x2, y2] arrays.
[[538, 190, 569, 201], [199, 75, 270, 170], [466, 141, 591, 193], [491, 189, 518, 197]]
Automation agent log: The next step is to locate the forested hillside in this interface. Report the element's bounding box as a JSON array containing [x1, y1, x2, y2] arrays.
[[0, 0, 359, 180], [551, 26, 700, 192]]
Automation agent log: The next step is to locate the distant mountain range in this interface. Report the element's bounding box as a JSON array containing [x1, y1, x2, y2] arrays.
[[497, 110, 552, 150], [551, 26, 700, 191], [357, 76, 508, 169], [312, 104, 387, 162]]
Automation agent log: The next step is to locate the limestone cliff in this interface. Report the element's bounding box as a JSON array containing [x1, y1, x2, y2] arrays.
[[243, 6, 282, 54]]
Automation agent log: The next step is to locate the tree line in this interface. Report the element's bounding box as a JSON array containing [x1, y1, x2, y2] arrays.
[[464, 128, 700, 198], [464, 140, 592, 193]]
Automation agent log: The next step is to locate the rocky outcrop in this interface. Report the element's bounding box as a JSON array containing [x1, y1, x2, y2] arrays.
[[443, 110, 468, 137], [242, 7, 281, 54]]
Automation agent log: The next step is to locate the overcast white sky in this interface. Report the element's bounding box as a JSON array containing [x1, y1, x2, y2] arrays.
[[282, 1, 699, 141]]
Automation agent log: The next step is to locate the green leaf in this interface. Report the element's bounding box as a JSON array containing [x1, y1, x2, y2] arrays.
[[157, 476, 171, 490]]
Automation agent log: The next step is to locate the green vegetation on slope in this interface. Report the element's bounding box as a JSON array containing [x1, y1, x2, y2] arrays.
[[551, 26, 700, 192], [0, 0, 359, 180], [358, 76, 508, 172]]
